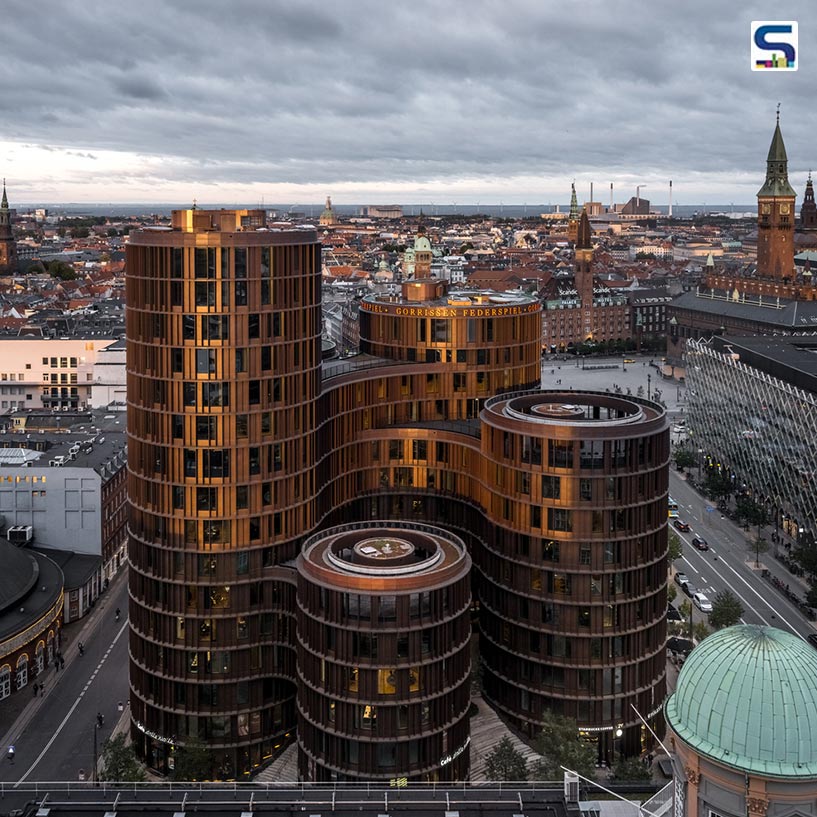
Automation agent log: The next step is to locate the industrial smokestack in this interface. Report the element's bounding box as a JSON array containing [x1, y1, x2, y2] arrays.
[[590, 182, 594, 204], [610, 182, 613, 210], [669, 180, 673, 218]]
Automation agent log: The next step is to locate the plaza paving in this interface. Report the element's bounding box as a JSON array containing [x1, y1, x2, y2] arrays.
[[540, 353, 686, 426]]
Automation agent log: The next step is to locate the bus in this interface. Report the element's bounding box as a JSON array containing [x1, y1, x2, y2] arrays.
[[668, 496, 679, 518]]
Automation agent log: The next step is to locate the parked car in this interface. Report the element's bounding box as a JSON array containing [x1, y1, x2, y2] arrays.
[[667, 636, 695, 655], [682, 582, 694, 597], [674, 572, 689, 587], [692, 535, 709, 551], [623, 358, 636, 364], [693, 592, 713, 613], [673, 519, 690, 532], [808, 633, 817, 650]]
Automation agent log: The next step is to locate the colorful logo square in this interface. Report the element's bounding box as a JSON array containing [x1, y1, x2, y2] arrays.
[[751, 21, 798, 71]]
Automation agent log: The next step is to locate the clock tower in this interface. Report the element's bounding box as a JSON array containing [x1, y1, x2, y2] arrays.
[[0, 180, 17, 276], [757, 112, 796, 282]]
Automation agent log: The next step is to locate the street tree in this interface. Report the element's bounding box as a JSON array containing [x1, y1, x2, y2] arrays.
[[703, 470, 732, 504], [667, 531, 683, 564], [529, 711, 596, 781], [171, 737, 213, 781], [611, 756, 653, 782], [693, 621, 711, 643], [709, 589, 744, 629], [485, 736, 528, 781], [792, 541, 817, 581], [667, 582, 677, 603], [98, 734, 146, 782], [751, 536, 769, 568], [673, 447, 696, 472]]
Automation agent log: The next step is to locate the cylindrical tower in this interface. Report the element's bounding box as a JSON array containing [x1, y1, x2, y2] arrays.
[[478, 390, 669, 761], [126, 209, 322, 777], [296, 522, 472, 782]]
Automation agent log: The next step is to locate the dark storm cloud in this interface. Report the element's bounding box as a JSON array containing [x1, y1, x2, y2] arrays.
[[1, 0, 816, 199]]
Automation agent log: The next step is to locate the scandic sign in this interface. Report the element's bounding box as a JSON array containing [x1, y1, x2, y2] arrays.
[[361, 303, 540, 318]]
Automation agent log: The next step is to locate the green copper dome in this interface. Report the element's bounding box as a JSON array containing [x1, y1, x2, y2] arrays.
[[665, 625, 817, 778]]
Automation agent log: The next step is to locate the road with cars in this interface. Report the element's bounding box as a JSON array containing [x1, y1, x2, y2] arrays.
[[668, 469, 817, 645]]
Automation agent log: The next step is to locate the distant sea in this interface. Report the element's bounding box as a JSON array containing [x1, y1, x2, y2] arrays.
[[23, 203, 758, 219]]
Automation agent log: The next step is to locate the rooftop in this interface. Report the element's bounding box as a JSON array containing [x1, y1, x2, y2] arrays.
[[0, 409, 127, 476], [710, 334, 817, 395], [0, 545, 63, 644]]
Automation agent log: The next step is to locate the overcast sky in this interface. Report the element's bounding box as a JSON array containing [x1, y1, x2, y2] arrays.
[[1, 0, 815, 205]]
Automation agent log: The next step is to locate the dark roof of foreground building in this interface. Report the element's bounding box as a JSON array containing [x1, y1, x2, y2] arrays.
[[0, 783, 574, 817], [0, 545, 63, 642], [711, 334, 817, 394]]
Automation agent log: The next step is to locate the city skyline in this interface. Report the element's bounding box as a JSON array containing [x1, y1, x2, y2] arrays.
[[0, 0, 815, 204]]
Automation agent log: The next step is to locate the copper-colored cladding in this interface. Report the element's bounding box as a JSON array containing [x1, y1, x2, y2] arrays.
[[126, 212, 321, 776], [296, 523, 471, 781], [478, 391, 669, 759], [127, 212, 668, 779]]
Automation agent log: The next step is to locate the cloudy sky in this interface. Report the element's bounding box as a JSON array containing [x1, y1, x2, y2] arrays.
[[1, 1, 815, 205]]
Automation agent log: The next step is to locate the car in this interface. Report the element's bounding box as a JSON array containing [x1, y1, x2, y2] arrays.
[[692, 535, 709, 551], [808, 633, 817, 650], [673, 519, 690, 532], [693, 592, 713, 613], [667, 636, 695, 655], [674, 572, 689, 587], [623, 358, 636, 364], [682, 582, 694, 597], [672, 425, 686, 434]]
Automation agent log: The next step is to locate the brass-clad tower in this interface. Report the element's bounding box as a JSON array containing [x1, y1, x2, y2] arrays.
[[126, 209, 322, 776]]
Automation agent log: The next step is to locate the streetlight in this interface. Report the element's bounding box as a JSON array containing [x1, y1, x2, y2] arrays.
[[647, 373, 651, 401]]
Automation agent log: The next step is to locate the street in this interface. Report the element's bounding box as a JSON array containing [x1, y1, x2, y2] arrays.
[[0, 574, 131, 784], [668, 470, 816, 642]]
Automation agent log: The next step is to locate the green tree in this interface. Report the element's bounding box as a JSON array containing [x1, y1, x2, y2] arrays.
[[485, 736, 528, 781], [693, 620, 711, 642], [791, 540, 817, 581], [71, 226, 91, 239], [611, 756, 653, 782], [806, 583, 817, 608], [709, 589, 744, 629], [667, 582, 677, 604], [736, 495, 769, 534], [751, 536, 769, 568], [673, 447, 696, 471], [47, 260, 77, 281], [703, 469, 732, 503], [667, 531, 683, 564], [99, 733, 146, 782], [170, 737, 213, 781], [529, 711, 597, 781]]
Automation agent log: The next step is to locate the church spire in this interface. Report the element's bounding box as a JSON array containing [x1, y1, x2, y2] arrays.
[[1, 179, 7, 211], [569, 182, 579, 220], [758, 111, 796, 198]]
